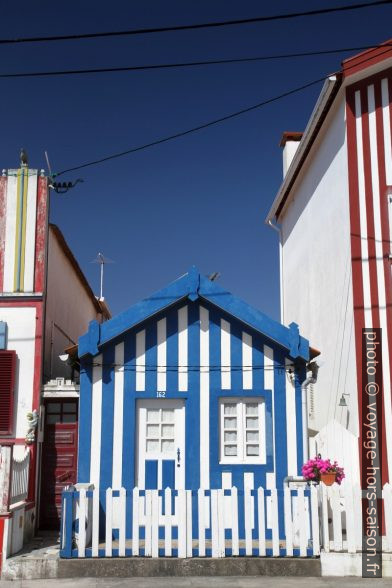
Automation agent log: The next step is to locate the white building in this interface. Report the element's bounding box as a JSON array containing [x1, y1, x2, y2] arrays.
[[266, 41, 392, 485]]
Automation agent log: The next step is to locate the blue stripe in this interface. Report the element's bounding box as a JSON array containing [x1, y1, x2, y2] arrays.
[[296, 364, 306, 471], [230, 319, 242, 391], [162, 460, 175, 489], [145, 460, 158, 489], [186, 301, 200, 489], [252, 333, 264, 391], [99, 345, 115, 489], [77, 360, 92, 483], [122, 331, 136, 488], [273, 348, 288, 538], [208, 305, 221, 489]]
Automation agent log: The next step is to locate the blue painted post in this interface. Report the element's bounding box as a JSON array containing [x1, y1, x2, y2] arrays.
[[60, 489, 74, 558]]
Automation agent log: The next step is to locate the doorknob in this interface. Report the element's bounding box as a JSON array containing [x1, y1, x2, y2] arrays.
[[177, 448, 180, 468]]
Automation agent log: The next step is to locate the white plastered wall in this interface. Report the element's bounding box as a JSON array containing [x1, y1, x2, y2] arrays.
[[0, 307, 36, 439], [279, 94, 358, 436], [44, 229, 100, 381]]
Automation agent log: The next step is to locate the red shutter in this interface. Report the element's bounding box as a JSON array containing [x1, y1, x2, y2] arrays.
[[0, 350, 16, 435]]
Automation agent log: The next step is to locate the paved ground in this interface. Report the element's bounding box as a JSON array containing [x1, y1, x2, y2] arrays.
[[0, 577, 391, 587]]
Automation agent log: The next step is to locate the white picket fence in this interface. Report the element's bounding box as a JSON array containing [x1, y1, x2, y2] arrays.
[[10, 448, 30, 506], [61, 485, 319, 558], [320, 482, 392, 554], [61, 482, 392, 559]]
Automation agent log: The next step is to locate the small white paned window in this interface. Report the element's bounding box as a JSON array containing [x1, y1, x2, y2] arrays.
[[219, 398, 266, 464], [145, 407, 175, 454]]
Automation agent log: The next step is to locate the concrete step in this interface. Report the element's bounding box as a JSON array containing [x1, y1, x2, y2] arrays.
[[3, 553, 320, 580], [2, 535, 321, 580]]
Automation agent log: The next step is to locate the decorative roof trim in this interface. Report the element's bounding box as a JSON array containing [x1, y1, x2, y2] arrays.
[[78, 267, 309, 362]]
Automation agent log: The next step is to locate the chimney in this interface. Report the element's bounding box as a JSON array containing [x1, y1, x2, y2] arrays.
[[280, 132, 303, 177]]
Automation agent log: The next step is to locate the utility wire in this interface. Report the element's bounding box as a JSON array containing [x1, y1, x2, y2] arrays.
[[1, 43, 391, 79], [0, 1, 390, 45], [54, 76, 326, 176], [54, 45, 392, 177]]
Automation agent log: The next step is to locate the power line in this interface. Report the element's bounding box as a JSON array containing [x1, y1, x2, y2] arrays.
[[54, 76, 326, 176], [1, 43, 391, 79], [0, 1, 390, 45], [54, 45, 392, 177]]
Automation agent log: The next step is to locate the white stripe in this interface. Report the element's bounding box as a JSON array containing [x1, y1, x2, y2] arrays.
[[23, 174, 37, 292], [90, 355, 103, 488], [200, 306, 210, 488], [157, 318, 166, 392], [221, 319, 231, 389], [355, 90, 373, 329], [264, 345, 275, 487], [112, 343, 124, 489], [242, 332, 253, 389], [221, 472, 232, 488], [285, 358, 297, 475], [178, 306, 188, 391], [3, 176, 17, 292], [136, 330, 146, 391], [381, 78, 392, 186], [368, 84, 392, 480]]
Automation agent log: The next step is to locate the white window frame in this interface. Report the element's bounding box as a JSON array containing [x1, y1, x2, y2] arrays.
[[219, 397, 266, 465]]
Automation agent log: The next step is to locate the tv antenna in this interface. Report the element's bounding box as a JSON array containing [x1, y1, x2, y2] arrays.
[[91, 253, 114, 300], [44, 150, 53, 179]]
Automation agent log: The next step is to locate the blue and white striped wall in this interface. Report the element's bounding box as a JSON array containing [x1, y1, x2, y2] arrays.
[[78, 298, 305, 492]]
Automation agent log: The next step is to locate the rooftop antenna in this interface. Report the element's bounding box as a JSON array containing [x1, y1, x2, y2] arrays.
[[208, 272, 221, 282], [44, 150, 53, 179], [91, 253, 114, 300]]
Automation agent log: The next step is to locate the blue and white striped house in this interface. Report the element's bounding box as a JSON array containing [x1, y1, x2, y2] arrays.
[[76, 266, 312, 497]]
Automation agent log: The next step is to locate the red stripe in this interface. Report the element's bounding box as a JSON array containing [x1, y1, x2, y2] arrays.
[[0, 517, 4, 571], [360, 86, 380, 328], [346, 87, 365, 478], [34, 176, 48, 293], [375, 76, 392, 485], [0, 176, 7, 293]]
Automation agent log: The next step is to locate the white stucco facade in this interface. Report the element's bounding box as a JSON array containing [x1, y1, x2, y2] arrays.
[[44, 227, 104, 382], [278, 95, 358, 435], [0, 307, 36, 439]]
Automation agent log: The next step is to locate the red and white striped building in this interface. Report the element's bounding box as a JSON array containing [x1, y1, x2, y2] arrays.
[[266, 41, 392, 485], [0, 160, 109, 562]]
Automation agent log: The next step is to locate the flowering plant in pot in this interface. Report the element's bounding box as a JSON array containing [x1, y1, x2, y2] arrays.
[[302, 455, 345, 485]]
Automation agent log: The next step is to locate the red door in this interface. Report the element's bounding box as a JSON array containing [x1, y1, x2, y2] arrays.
[[40, 400, 78, 529]]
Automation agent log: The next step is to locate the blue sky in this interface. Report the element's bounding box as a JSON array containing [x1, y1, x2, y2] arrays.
[[1, 1, 391, 319]]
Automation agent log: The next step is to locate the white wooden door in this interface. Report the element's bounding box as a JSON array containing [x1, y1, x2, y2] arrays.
[[136, 399, 185, 490]]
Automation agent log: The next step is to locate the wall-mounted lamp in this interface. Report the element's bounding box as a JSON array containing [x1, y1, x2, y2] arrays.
[[339, 392, 350, 407]]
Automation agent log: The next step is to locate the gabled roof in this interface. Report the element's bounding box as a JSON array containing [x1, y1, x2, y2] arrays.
[[79, 266, 309, 362]]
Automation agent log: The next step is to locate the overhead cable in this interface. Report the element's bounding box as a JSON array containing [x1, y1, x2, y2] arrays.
[[1, 42, 391, 79], [0, 1, 390, 45]]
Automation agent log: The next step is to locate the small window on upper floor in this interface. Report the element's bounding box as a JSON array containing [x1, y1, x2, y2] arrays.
[[219, 397, 266, 465]]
